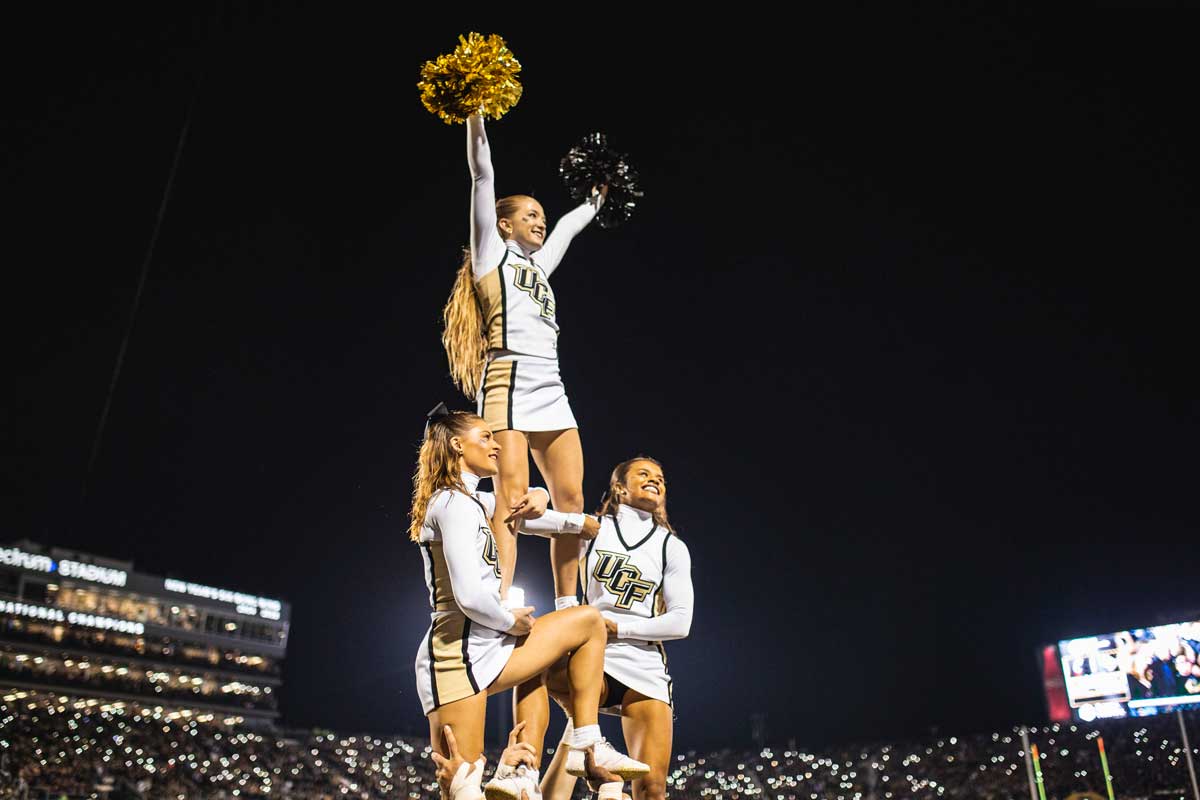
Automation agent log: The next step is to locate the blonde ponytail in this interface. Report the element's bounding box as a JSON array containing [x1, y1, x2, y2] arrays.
[[444, 196, 538, 397], [442, 249, 487, 398], [408, 411, 482, 541]]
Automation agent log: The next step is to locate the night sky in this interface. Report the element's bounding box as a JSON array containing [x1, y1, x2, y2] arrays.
[[5, 8, 1198, 751]]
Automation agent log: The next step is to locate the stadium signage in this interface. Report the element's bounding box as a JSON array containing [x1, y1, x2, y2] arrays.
[[58, 559, 127, 587], [0, 546, 53, 573], [0, 599, 145, 635], [163, 579, 282, 620], [0, 546, 128, 587]]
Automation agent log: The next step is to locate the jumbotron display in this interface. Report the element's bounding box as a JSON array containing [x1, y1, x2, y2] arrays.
[[1048, 618, 1200, 722]]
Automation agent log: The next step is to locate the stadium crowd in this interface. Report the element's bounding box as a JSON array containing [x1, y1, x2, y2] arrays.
[[0, 689, 1196, 800]]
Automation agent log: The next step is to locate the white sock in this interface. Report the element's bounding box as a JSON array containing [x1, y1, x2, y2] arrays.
[[597, 781, 625, 800], [569, 723, 601, 749], [554, 596, 579, 610]]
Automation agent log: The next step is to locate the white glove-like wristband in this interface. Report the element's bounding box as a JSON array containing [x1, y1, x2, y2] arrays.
[[450, 756, 486, 799], [598, 781, 627, 800]]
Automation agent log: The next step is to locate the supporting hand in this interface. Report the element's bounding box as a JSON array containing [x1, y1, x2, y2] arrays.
[[506, 607, 536, 636], [500, 721, 539, 770], [579, 515, 601, 540], [431, 724, 484, 799], [505, 490, 549, 524]]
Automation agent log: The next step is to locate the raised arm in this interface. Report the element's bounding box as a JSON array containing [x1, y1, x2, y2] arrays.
[[607, 536, 693, 642], [537, 191, 604, 278], [434, 494, 516, 632], [467, 114, 506, 277]]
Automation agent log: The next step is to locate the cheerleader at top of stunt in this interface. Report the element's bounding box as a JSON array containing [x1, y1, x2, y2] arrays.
[[410, 408, 648, 800], [443, 111, 605, 609]]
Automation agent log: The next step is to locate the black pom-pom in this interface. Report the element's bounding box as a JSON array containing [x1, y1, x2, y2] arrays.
[[559, 133, 642, 230]]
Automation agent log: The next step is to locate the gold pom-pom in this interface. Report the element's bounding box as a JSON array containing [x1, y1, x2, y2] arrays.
[[418, 32, 523, 125]]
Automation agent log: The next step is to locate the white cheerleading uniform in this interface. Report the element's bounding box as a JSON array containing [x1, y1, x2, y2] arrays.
[[467, 115, 599, 432], [414, 472, 585, 714], [580, 504, 694, 711]]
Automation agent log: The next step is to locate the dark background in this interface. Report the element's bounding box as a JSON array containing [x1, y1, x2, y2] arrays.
[[4, 6, 1198, 751]]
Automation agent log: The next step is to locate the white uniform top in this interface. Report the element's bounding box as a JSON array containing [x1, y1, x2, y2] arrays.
[[582, 504, 694, 642], [418, 471, 586, 629], [467, 115, 598, 359]]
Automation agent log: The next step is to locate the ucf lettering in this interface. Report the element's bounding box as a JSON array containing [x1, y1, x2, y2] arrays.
[[480, 526, 501, 578], [513, 264, 555, 320], [592, 550, 655, 610]]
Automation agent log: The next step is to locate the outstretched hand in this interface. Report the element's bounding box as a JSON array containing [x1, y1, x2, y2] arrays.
[[505, 490, 548, 524]]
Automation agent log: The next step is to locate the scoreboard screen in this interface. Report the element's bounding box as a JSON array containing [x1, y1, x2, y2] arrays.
[[1048, 618, 1200, 722]]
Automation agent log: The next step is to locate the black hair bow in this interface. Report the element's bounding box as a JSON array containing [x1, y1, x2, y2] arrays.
[[423, 402, 451, 438]]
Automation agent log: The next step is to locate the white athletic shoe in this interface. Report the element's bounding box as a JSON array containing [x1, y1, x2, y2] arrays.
[[483, 764, 541, 800], [565, 738, 650, 781]]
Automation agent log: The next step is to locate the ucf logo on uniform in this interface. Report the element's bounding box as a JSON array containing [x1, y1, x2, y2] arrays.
[[480, 526, 501, 578], [513, 264, 555, 320], [592, 551, 655, 610]]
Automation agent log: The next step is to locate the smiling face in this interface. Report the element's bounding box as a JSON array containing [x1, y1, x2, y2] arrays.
[[497, 196, 546, 252], [451, 420, 501, 478], [616, 459, 666, 514]]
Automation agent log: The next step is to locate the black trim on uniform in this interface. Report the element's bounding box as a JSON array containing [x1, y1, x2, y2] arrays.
[[427, 627, 440, 709], [496, 250, 509, 350], [583, 535, 599, 599], [506, 361, 517, 431], [613, 516, 658, 551], [462, 618, 480, 694], [650, 532, 672, 616], [423, 543, 439, 607], [466, 493, 489, 518]]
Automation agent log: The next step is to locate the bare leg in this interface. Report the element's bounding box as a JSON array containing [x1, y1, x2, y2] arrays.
[[540, 658, 599, 800], [513, 675, 549, 764], [493, 430, 539, 772], [427, 690, 488, 763], [490, 605, 606, 727], [492, 429, 529, 598], [528, 428, 585, 599], [620, 693, 673, 800]]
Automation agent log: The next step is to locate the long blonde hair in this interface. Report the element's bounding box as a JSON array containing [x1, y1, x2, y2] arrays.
[[442, 195, 536, 397], [595, 456, 676, 534], [408, 410, 484, 541]]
